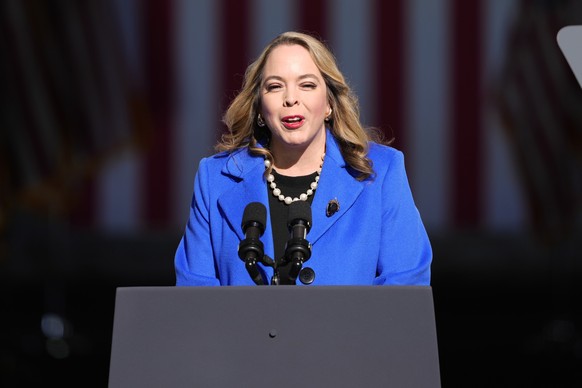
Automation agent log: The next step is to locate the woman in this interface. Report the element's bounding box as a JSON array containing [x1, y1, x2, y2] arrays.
[[175, 31, 432, 286]]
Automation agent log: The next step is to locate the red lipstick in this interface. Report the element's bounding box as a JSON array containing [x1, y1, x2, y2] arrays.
[[281, 115, 305, 129]]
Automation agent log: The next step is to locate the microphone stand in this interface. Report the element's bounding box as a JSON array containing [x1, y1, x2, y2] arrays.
[[276, 235, 312, 285], [238, 229, 274, 285]]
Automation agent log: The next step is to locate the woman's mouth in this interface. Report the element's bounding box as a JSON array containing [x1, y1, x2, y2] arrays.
[[281, 115, 305, 129]]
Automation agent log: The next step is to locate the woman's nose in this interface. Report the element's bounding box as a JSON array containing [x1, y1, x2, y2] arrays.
[[283, 93, 298, 107]]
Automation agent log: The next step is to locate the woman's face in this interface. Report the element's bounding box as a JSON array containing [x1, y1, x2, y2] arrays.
[[260, 44, 330, 153]]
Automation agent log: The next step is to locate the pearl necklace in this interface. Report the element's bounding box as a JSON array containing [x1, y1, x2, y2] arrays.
[[264, 153, 325, 205]]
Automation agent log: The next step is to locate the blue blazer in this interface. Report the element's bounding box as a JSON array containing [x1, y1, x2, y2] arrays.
[[175, 131, 432, 286]]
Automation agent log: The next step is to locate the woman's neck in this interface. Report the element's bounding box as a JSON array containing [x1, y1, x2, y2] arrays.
[[270, 137, 326, 176]]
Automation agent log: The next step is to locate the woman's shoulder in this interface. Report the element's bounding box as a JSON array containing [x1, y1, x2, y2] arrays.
[[198, 146, 262, 177], [367, 141, 404, 164], [200, 147, 245, 165], [196, 150, 229, 172], [363, 142, 409, 184]]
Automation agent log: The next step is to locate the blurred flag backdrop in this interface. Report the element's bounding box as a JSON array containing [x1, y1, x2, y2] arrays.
[[3, 0, 581, 238]]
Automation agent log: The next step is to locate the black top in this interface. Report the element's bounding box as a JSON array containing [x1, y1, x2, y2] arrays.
[[267, 170, 317, 284]]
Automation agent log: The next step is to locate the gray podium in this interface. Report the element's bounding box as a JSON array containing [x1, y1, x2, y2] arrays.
[[108, 286, 440, 387]]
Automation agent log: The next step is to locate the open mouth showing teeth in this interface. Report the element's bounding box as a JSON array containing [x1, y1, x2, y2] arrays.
[[283, 116, 303, 123]]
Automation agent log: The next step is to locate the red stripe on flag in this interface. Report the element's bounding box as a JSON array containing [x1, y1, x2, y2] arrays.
[[297, 0, 328, 41], [374, 0, 405, 150], [143, 0, 174, 227], [219, 0, 251, 138], [451, 0, 483, 227]]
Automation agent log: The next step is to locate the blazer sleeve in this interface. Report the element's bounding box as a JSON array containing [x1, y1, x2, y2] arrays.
[[174, 158, 221, 286], [375, 150, 432, 285]]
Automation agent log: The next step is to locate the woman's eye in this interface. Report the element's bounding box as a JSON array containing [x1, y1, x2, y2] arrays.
[[266, 84, 281, 91], [301, 83, 316, 89]]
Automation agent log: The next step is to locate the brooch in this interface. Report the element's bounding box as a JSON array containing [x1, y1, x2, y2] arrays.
[[326, 198, 340, 217]]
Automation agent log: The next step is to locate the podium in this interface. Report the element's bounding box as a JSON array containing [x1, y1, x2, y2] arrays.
[[108, 286, 440, 387]]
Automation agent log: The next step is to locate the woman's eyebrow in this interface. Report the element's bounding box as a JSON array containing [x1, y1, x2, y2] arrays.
[[262, 73, 320, 84]]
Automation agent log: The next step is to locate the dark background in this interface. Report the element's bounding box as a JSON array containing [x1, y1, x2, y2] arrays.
[[2, 0, 582, 386], [2, 224, 581, 387]]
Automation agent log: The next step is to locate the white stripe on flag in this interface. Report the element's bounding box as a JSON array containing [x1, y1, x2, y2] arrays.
[[97, 0, 143, 231], [98, 150, 143, 231], [405, 0, 452, 230], [329, 0, 374, 126], [172, 0, 219, 227], [483, 0, 525, 231], [251, 0, 297, 58]]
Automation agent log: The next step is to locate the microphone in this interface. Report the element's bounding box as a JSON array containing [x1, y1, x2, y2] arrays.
[[283, 201, 312, 284], [238, 202, 267, 285]]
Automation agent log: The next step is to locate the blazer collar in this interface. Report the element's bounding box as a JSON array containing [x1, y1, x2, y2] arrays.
[[218, 147, 268, 241]]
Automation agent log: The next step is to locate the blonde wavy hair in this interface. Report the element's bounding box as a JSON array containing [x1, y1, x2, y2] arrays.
[[218, 31, 384, 181]]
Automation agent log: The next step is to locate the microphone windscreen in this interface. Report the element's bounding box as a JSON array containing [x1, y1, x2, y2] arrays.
[[242, 202, 267, 231], [287, 200, 312, 228]]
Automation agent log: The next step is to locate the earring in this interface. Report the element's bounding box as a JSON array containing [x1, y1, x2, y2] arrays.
[[257, 114, 265, 127], [325, 108, 332, 122]]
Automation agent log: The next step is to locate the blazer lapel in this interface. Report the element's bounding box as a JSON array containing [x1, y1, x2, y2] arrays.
[[308, 134, 365, 244], [217, 150, 270, 242]]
